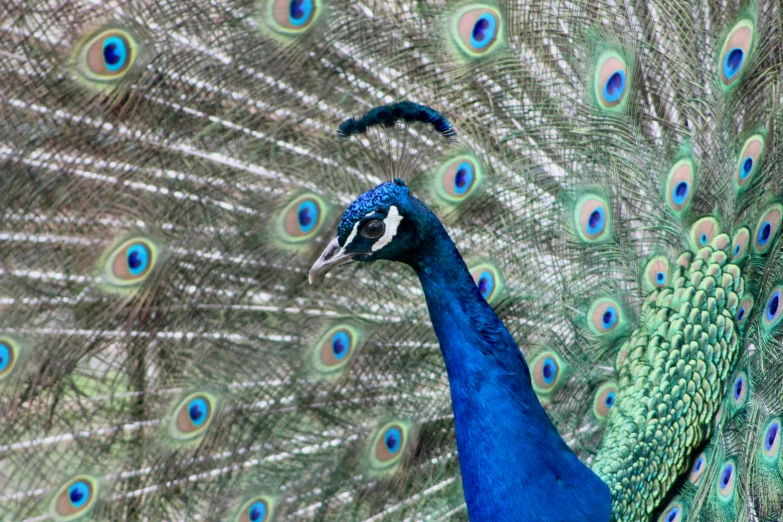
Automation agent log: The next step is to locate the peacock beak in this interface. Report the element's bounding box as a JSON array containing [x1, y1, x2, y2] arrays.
[[309, 237, 354, 284]]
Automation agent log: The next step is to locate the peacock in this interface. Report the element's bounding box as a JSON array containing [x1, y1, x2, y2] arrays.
[[309, 102, 613, 522], [1, 0, 783, 520]]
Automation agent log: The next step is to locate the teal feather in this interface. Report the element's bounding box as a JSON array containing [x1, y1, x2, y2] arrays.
[[1, 0, 783, 520]]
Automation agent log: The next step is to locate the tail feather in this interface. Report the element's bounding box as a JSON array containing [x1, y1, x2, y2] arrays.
[[2, 0, 783, 520]]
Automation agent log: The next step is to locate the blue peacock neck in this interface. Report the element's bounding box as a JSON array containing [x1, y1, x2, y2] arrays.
[[407, 200, 611, 522]]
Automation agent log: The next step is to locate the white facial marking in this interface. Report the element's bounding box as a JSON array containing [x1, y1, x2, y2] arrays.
[[343, 219, 361, 249], [372, 206, 403, 252]]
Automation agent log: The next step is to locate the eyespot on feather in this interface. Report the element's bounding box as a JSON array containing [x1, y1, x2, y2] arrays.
[[0, 337, 20, 381], [731, 228, 750, 261], [368, 421, 411, 472], [469, 263, 503, 304], [689, 217, 720, 250], [169, 392, 216, 441], [277, 194, 327, 243], [75, 28, 140, 85], [236, 496, 276, 522], [311, 325, 360, 375], [688, 453, 707, 483], [266, 0, 322, 34], [762, 419, 781, 459], [753, 204, 782, 254], [376, 426, 404, 462], [50, 475, 99, 521], [435, 155, 483, 203], [735, 135, 764, 189], [594, 50, 629, 110], [450, 5, 503, 58], [731, 372, 748, 407], [665, 159, 695, 214], [735, 295, 753, 325], [592, 383, 617, 420], [644, 256, 670, 291], [574, 195, 611, 242], [762, 286, 783, 329], [657, 502, 684, 522], [717, 460, 736, 499], [718, 19, 755, 88], [530, 351, 564, 395], [100, 237, 158, 290], [587, 298, 624, 335]]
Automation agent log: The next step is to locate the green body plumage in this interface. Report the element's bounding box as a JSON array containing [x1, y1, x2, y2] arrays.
[[596, 239, 742, 518], [1, 0, 783, 520]]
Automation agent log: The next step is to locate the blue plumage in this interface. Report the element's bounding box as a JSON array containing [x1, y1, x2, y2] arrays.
[[411, 207, 611, 521], [337, 179, 409, 244], [312, 178, 611, 521]]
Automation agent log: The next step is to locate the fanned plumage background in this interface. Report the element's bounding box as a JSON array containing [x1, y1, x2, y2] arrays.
[[1, 0, 783, 520]]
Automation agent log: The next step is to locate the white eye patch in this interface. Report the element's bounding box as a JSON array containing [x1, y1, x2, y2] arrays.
[[372, 206, 403, 252], [343, 205, 404, 252], [343, 219, 361, 249]]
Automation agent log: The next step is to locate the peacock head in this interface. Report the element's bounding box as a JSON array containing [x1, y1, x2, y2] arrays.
[[309, 178, 428, 283], [309, 101, 457, 284]]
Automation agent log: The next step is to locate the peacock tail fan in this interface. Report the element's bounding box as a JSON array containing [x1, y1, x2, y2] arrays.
[[1, 0, 782, 520]]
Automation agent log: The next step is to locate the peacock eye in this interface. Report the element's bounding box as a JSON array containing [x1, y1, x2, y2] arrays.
[[469, 263, 504, 305], [367, 420, 412, 474], [735, 135, 764, 189], [763, 287, 783, 328], [0, 337, 20, 381], [593, 383, 617, 420], [435, 156, 483, 203], [168, 392, 217, 441], [717, 461, 736, 497], [75, 28, 140, 85], [753, 204, 782, 254], [574, 195, 612, 242], [643, 256, 670, 291], [658, 503, 683, 522], [451, 6, 503, 58], [360, 220, 385, 239], [731, 372, 748, 407], [665, 159, 695, 215], [277, 193, 328, 245], [236, 497, 275, 522], [735, 296, 753, 325], [247, 501, 267, 522], [530, 351, 565, 395], [689, 217, 720, 249], [50, 476, 100, 520], [594, 50, 630, 110], [587, 297, 625, 335], [732, 228, 750, 261], [718, 19, 755, 88], [763, 419, 781, 458], [100, 237, 159, 290], [689, 453, 707, 483], [311, 325, 361, 376], [266, 0, 322, 34]]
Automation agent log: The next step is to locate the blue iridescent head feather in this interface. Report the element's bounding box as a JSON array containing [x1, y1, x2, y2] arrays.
[[309, 102, 458, 283], [337, 101, 456, 141], [337, 179, 409, 245], [309, 178, 426, 282]]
